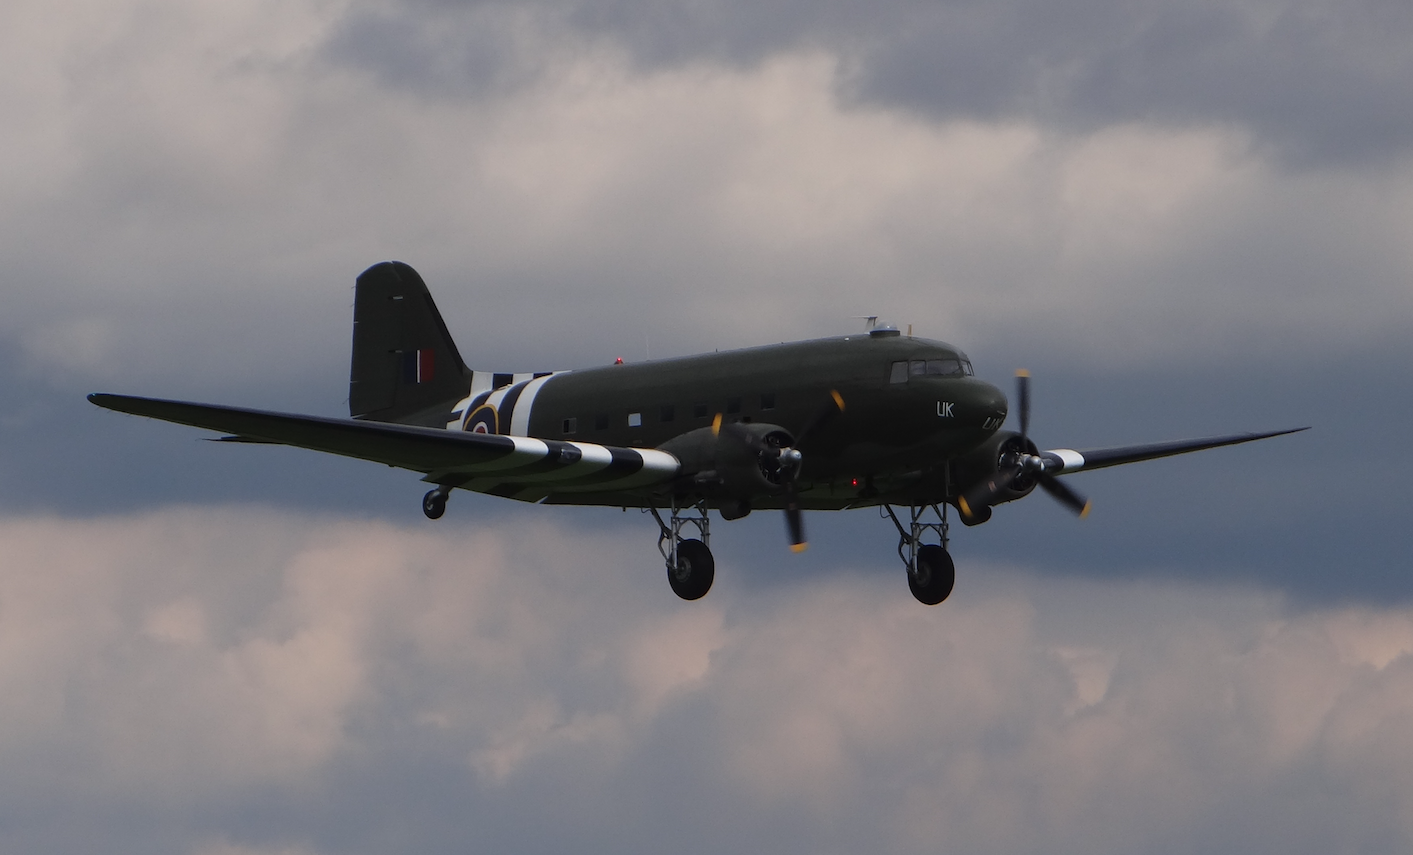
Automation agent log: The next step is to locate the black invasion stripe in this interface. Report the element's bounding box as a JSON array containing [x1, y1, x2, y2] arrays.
[[546, 447, 649, 486], [492, 373, 513, 389], [533, 371, 551, 379], [456, 443, 587, 479], [496, 380, 531, 435]]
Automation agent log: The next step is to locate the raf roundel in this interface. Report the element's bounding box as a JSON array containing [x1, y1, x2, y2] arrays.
[[464, 404, 498, 435]]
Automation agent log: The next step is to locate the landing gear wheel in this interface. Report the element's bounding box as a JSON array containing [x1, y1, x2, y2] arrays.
[[422, 489, 447, 520], [908, 544, 955, 605], [667, 538, 715, 601]]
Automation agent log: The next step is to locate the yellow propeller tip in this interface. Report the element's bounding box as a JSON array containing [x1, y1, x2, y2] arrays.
[[830, 389, 845, 411], [790, 542, 809, 553], [1016, 369, 1031, 378], [1079, 502, 1092, 519], [957, 496, 972, 517], [711, 413, 722, 435]]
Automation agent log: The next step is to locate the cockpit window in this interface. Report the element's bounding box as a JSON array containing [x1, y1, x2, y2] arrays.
[[890, 355, 974, 382]]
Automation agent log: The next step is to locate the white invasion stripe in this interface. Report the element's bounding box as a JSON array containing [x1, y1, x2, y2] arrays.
[[560, 447, 680, 491], [468, 371, 493, 396], [449, 436, 552, 474], [568, 442, 614, 469], [512, 372, 533, 385], [509, 373, 559, 437], [485, 385, 512, 412], [447, 396, 473, 430], [500, 440, 616, 482], [636, 448, 680, 475], [1048, 449, 1086, 472]]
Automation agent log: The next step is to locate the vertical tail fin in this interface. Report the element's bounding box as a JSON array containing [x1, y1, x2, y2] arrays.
[[350, 261, 471, 425]]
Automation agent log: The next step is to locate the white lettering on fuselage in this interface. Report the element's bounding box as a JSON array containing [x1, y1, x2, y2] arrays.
[[937, 401, 955, 418]]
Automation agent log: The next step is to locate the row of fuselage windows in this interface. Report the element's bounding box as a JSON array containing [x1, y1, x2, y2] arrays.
[[562, 392, 776, 435]]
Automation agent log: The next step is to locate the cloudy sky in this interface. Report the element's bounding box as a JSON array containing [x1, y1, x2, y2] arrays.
[[2, 0, 1412, 852]]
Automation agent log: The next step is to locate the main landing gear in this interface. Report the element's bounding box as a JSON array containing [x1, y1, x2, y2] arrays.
[[649, 500, 715, 600], [883, 504, 956, 605]]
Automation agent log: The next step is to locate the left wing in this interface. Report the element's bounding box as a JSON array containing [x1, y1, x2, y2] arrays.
[[87, 393, 679, 499], [1039, 427, 1309, 474]]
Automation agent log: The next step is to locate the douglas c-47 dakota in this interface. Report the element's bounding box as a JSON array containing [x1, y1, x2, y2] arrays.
[[90, 262, 1306, 604]]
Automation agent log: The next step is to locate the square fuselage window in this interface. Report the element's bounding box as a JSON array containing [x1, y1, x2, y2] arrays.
[[694, 403, 708, 419], [628, 412, 643, 427], [562, 417, 577, 434]]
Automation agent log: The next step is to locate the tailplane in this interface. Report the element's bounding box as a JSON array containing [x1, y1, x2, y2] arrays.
[[350, 261, 471, 425]]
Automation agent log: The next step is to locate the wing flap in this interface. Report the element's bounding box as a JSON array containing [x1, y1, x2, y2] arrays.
[[88, 393, 679, 492]]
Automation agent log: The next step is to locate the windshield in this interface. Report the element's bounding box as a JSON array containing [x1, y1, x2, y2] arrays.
[[890, 356, 974, 383]]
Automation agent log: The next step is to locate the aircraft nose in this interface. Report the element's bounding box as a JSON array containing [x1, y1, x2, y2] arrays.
[[975, 380, 1008, 427]]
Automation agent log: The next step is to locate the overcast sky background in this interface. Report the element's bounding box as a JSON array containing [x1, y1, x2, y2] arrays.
[[2, 0, 1412, 852]]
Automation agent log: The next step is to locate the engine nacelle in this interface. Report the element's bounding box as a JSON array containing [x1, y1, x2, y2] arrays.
[[713, 423, 795, 498], [657, 422, 796, 502], [950, 430, 1040, 520]]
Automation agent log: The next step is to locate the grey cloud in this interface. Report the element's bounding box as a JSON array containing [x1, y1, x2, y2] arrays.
[[325, 0, 1413, 166], [5, 509, 1413, 853]]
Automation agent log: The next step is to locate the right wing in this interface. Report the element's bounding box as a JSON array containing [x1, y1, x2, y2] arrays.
[[88, 393, 679, 500]]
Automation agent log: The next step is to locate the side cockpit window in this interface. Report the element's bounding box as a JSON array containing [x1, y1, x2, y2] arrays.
[[889, 361, 908, 384]]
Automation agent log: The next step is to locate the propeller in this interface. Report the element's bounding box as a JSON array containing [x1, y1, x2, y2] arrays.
[[714, 390, 845, 551], [958, 371, 1091, 522]]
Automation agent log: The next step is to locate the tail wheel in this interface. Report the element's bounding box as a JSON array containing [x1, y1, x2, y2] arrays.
[[667, 538, 715, 600], [422, 489, 447, 520], [908, 544, 955, 605]]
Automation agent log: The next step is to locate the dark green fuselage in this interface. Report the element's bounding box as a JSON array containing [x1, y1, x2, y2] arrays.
[[464, 332, 1009, 510]]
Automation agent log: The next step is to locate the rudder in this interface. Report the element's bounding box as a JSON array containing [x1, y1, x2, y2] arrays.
[[350, 261, 471, 425]]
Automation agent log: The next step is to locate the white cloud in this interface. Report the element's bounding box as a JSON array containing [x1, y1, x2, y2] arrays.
[[2, 508, 1413, 852]]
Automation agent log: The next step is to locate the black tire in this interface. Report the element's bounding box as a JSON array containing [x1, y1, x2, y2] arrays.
[[422, 490, 446, 520], [908, 544, 955, 605], [666, 539, 715, 600]]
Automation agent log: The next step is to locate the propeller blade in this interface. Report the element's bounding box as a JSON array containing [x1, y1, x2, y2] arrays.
[[957, 466, 1020, 521], [1016, 370, 1030, 442], [1038, 474, 1091, 518], [795, 389, 845, 445], [784, 482, 807, 552]]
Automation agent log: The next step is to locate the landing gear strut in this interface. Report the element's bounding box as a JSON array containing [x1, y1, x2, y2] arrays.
[[422, 486, 449, 520], [883, 503, 956, 605], [649, 499, 715, 600]]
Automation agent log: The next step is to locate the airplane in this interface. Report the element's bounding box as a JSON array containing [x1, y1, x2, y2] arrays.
[[89, 261, 1306, 605]]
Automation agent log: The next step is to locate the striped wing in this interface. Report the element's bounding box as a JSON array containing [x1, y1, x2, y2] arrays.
[[88, 393, 679, 500]]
